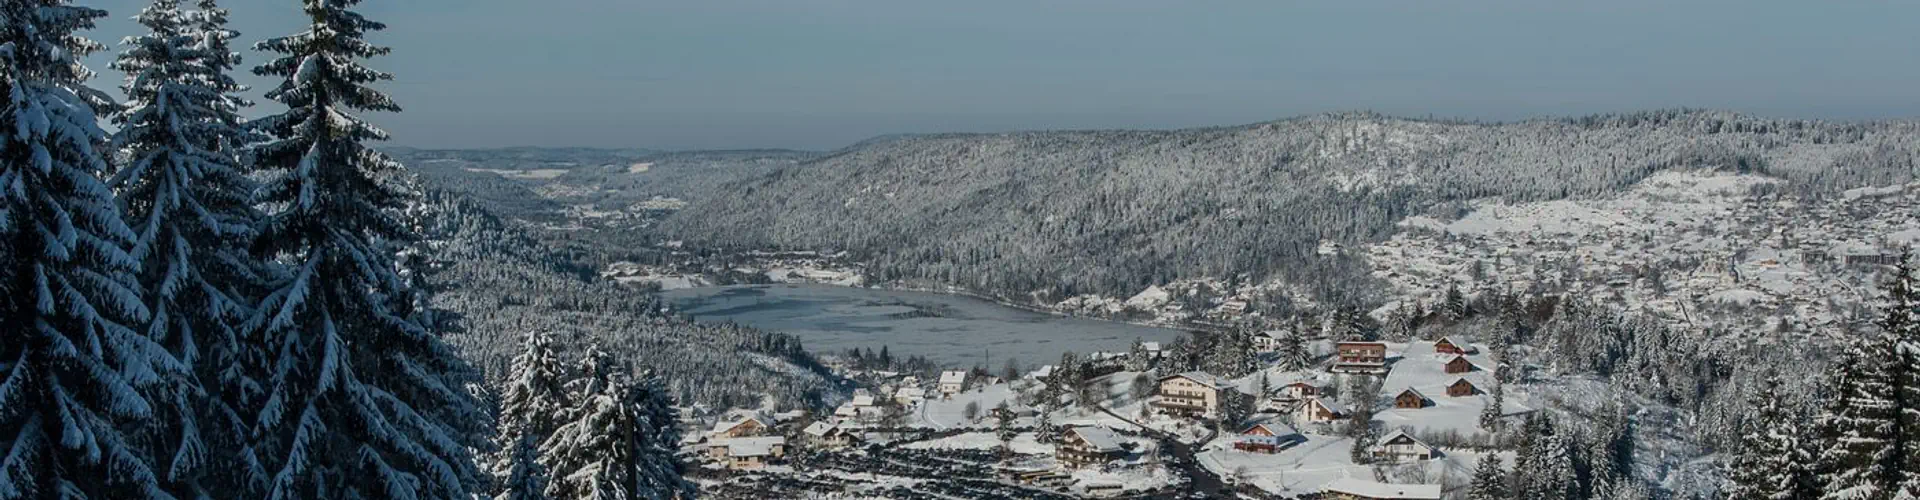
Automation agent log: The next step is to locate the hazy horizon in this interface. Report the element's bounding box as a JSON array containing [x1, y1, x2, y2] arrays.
[[83, 0, 1920, 151]]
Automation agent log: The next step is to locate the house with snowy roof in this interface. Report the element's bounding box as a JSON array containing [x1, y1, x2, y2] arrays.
[[1322, 478, 1442, 500], [1392, 388, 1430, 409], [1371, 429, 1436, 462], [802, 421, 861, 449], [1298, 397, 1347, 423], [1444, 355, 1477, 374], [938, 370, 969, 398], [1233, 420, 1304, 454], [1433, 336, 1475, 355], [1333, 341, 1390, 374], [709, 413, 772, 439], [709, 436, 787, 470], [1253, 331, 1283, 352], [1154, 371, 1230, 418], [1056, 426, 1127, 468]]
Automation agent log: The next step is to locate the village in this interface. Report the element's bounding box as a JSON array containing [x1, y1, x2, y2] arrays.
[[683, 331, 1523, 499]]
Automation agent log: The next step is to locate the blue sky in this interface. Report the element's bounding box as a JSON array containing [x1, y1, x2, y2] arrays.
[[84, 0, 1920, 150]]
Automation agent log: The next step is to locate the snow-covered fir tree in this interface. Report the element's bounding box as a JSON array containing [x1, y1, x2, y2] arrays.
[[1479, 379, 1505, 430], [492, 331, 571, 500], [1467, 455, 1505, 500], [244, 0, 487, 497], [1814, 331, 1899, 500], [539, 352, 691, 500], [1124, 338, 1150, 372], [1443, 282, 1469, 321], [1882, 254, 1920, 498], [109, 0, 263, 494], [1275, 328, 1311, 372], [1727, 371, 1816, 500], [0, 1, 177, 497], [994, 402, 1015, 456]]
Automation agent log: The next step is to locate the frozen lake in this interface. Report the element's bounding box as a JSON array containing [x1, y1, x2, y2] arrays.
[[660, 284, 1188, 370]]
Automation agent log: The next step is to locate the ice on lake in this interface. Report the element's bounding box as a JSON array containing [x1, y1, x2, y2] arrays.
[[660, 284, 1187, 370]]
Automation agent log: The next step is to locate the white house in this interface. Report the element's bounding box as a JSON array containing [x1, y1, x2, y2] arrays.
[[1253, 331, 1284, 352], [894, 386, 927, 405], [1371, 429, 1437, 462], [938, 371, 969, 398]]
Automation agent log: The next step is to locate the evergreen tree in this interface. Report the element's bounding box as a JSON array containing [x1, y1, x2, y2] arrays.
[[1882, 254, 1920, 498], [1728, 372, 1817, 500], [1534, 431, 1577, 500], [109, 0, 263, 495], [1479, 379, 1505, 430], [540, 362, 691, 500], [1035, 405, 1056, 444], [492, 331, 570, 499], [993, 402, 1015, 457], [1468, 455, 1506, 500], [1275, 328, 1311, 372], [1444, 282, 1469, 321], [0, 1, 177, 498], [245, 0, 488, 496], [1124, 338, 1149, 372], [494, 432, 546, 500], [1814, 334, 1900, 500]]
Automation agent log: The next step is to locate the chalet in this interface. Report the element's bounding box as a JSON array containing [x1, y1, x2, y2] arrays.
[[1154, 372, 1228, 418], [893, 386, 927, 405], [709, 413, 772, 439], [1322, 478, 1442, 500], [1298, 397, 1347, 423], [1253, 331, 1283, 352], [1372, 429, 1437, 462], [1140, 342, 1163, 358], [1433, 336, 1474, 355], [1444, 356, 1476, 375], [1447, 378, 1480, 397], [1233, 422, 1304, 454], [1392, 388, 1429, 409], [833, 391, 884, 421], [708, 436, 787, 470], [991, 403, 1039, 420], [1277, 381, 1323, 401], [1057, 426, 1127, 468], [938, 371, 969, 398], [1333, 341, 1389, 374], [802, 421, 861, 449]]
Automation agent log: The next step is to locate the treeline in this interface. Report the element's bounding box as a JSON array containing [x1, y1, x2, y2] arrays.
[[661, 110, 1919, 304]]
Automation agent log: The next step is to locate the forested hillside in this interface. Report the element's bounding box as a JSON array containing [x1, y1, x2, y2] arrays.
[[412, 189, 841, 410], [660, 111, 1920, 304]]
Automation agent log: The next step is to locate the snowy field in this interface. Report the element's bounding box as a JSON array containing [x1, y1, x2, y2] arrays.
[[659, 284, 1186, 368]]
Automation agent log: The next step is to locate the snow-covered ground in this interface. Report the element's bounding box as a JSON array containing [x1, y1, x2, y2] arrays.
[[1375, 341, 1531, 436], [1372, 172, 1920, 337]]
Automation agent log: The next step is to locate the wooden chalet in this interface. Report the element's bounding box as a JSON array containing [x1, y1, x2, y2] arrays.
[[1233, 422, 1303, 454], [1447, 378, 1480, 397], [1057, 426, 1127, 468], [1333, 341, 1389, 374], [1444, 355, 1476, 375], [1393, 388, 1429, 409], [1433, 336, 1474, 355]]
